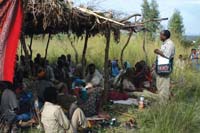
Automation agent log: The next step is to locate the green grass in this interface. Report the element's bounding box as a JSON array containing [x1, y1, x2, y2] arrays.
[[20, 33, 188, 67], [136, 76, 200, 133], [20, 34, 200, 133]]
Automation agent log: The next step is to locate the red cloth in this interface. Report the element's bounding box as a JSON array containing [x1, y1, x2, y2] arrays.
[[0, 0, 23, 82], [108, 90, 129, 101]]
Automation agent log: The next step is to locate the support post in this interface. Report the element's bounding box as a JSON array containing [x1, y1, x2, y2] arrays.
[[44, 34, 51, 60], [70, 39, 79, 65], [20, 33, 29, 57], [81, 32, 89, 78], [120, 31, 133, 68], [102, 24, 111, 105], [28, 35, 33, 59]]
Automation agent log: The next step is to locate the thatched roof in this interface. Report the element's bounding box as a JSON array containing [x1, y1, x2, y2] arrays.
[[22, 0, 132, 41], [22, 0, 168, 41]]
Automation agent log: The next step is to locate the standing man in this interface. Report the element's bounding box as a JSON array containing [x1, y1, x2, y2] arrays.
[[154, 30, 175, 103]]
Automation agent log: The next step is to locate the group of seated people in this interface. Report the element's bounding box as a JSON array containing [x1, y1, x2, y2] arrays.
[[0, 53, 154, 132], [110, 60, 154, 92]]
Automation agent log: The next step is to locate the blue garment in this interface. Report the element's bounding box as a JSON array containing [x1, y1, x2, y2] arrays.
[[19, 92, 33, 104], [80, 88, 88, 102], [16, 113, 32, 121], [72, 78, 85, 89], [111, 61, 120, 77]]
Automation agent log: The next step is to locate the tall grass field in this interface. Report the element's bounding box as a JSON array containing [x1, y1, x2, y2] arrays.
[[19, 34, 200, 133]]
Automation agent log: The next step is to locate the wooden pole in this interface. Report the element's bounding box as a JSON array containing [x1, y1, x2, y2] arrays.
[[21, 42, 23, 56], [20, 33, 29, 57], [102, 24, 111, 105], [44, 34, 51, 60], [70, 39, 79, 65], [28, 35, 33, 59], [120, 31, 133, 68], [81, 32, 89, 78], [20, 33, 31, 76]]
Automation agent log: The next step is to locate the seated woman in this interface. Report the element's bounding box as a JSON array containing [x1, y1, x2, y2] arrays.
[[111, 60, 120, 77], [78, 83, 102, 117], [133, 61, 152, 90], [121, 68, 137, 92], [41, 87, 87, 133]]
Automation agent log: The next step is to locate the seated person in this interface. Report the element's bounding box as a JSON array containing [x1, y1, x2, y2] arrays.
[[85, 64, 103, 87], [66, 54, 76, 76], [71, 78, 86, 97], [113, 61, 132, 89], [111, 60, 120, 77], [121, 68, 136, 92], [118, 61, 152, 92], [1, 81, 18, 124], [133, 60, 152, 90], [41, 87, 87, 133], [33, 68, 54, 105], [54, 58, 69, 83], [56, 83, 77, 113], [124, 61, 131, 69], [73, 64, 83, 79], [0, 81, 35, 131], [78, 83, 101, 117]]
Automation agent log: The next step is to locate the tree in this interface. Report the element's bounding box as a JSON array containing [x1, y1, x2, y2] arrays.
[[142, 0, 151, 30], [142, 0, 151, 21], [168, 10, 185, 40], [149, 0, 160, 33], [141, 0, 160, 40]]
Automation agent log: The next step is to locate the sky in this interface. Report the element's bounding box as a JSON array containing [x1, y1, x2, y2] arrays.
[[74, 0, 200, 35]]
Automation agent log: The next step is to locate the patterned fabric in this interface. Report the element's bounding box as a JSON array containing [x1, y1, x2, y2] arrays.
[[0, 0, 23, 82], [79, 88, 101, 117]]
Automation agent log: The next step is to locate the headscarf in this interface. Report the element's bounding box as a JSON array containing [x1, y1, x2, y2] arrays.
[[111, 61, 120, 77], [124, 61, 131, 69]]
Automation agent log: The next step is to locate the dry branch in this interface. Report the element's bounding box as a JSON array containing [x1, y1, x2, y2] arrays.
[[76, 7, 125, 26], [120, 31, 133, 68], [120, 13, 141, 23]]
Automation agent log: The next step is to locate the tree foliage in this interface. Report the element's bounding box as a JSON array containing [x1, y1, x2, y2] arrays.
[[141, 0, 160, 40], [168, 10, 185, 40]]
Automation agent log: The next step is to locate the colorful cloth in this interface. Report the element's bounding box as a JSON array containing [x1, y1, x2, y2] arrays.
[[0, 0, 23, 82], [108, 90, 129, 101], [79, 89, 100, 117]]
